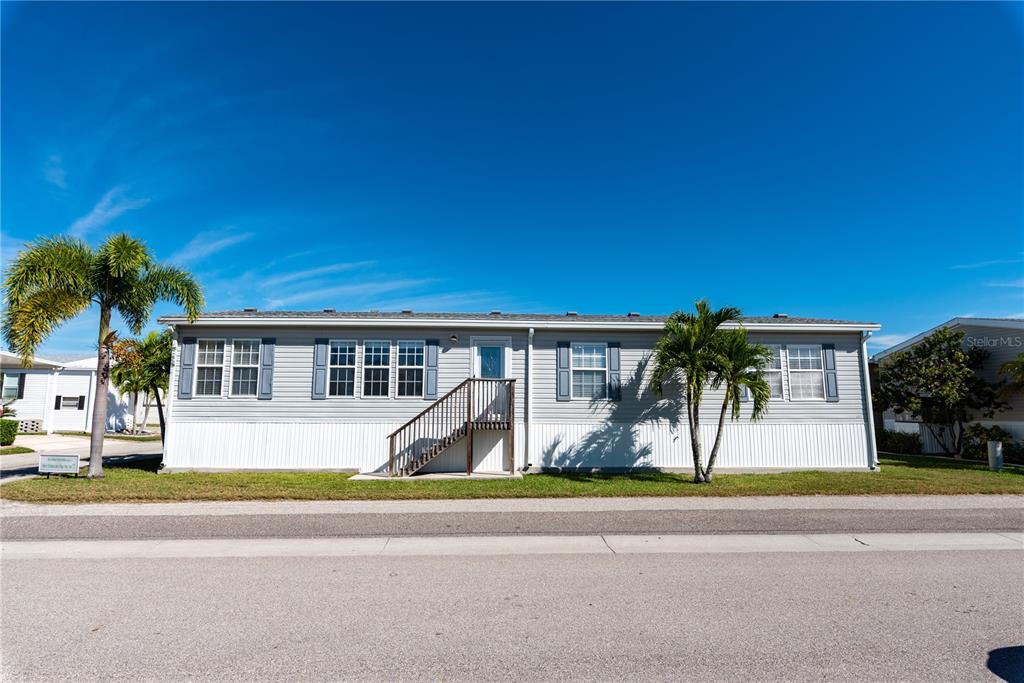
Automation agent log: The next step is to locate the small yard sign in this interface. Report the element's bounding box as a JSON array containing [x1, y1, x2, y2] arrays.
[[38, 454, 81, 476]]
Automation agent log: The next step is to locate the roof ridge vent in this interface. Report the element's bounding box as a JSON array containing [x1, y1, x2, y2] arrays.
[[322, 308, 335, 313], [566, 311, 578, 317], [627, 312, 640, 318], [400, 309, 413, 315], [772, 312, 789, 319], [490, 310, 502, 315], [243, 307, 258, 312]]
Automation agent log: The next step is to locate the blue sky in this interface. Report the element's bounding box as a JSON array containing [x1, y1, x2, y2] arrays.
[[2, 2, 1022, 357]]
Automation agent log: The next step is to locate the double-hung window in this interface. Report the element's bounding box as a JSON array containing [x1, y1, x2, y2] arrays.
[[195, 340, 225, 397], [571, 343, 608, 399], [230, 340, 260, 397], [397, 341, 425, 397], [1, 374, 19, 401], [329, 341, 357, 397], [363, 341, 391, 397], [764, 344, 784, 399], [787, 344, 825, 400]]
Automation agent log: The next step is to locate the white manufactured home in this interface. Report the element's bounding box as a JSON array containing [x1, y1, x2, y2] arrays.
[[0, 351, 135, 434], [158, 310, 881, 474]]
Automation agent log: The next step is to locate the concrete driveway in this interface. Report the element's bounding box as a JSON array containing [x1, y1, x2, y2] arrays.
[[1, 434, 163, 481]]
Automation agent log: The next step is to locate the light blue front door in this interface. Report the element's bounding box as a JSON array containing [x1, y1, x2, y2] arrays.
[[478, 345, 504, 379]]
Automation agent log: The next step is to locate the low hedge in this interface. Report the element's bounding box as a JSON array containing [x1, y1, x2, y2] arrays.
[[0, 419, 17, 446], [877, 429, 922, 455]]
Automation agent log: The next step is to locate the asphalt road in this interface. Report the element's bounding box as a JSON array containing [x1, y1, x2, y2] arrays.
[[3, 548, 1022, 681], [4, 506, 1023, 540]]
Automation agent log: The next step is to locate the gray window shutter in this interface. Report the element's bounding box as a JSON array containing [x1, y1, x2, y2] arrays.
[[424, 339, 439, 400], [312, 338, 328, 400], [258, 338, 275, 400], [556, 341, 571, 401], [823, 344, 839, 402], [16, 374, 26, 399], [178, 337, 196, 400], [54, 395, 62, 410], [607, 342, 621, 401], [77, 396, 85, 410]]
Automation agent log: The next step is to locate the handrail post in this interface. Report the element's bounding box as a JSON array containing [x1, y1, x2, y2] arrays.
[[466, 380, 474, 475], [388, 434, 395, 477]]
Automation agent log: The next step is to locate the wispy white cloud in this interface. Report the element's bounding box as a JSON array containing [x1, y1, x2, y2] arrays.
[[170, 228, 254, 266], [867, 333, 911, 350], [985, 279, 1024, 288], [950, 256, 1024, 270], [265, 279, 435, 309], [260, 261, 376, 288], [43, 154, 67, 189], [67, 185, 150, 237]]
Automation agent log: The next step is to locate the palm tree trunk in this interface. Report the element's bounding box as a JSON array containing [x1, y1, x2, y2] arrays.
[[703, 393, 731, 482], [687, 384, 704, 483], [153, 386, 166, 445], [140, 391, 152, 434], [88, 308, 111, 478]]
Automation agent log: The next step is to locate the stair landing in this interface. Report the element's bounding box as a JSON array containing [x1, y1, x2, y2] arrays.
[[350, 471, 522, 481]]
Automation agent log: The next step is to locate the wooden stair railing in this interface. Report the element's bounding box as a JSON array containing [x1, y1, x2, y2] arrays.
[[388, 378, 515, 477]]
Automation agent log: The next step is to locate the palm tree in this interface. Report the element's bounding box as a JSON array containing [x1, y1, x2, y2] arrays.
[[110, 347, 149, 433], [703, 328, 772, 481], [111, 330, 172, 438], [3, 234, 202, 477], [1000, 354, 1024, 397], [649, 300, 741, 482]]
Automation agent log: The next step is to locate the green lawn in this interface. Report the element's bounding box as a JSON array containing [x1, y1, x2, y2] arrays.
[[2, 454, 1022, 504], [0, 446, 34, 455]]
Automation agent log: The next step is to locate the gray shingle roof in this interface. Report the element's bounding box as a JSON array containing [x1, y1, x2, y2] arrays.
[[159, 309, 877, 326]]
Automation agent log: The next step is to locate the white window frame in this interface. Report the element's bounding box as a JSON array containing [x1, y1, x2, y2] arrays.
[[1, 373, 20, 401], [59, 395, 81, 410], [361, 340, 392, 399], [787, 344, 826, 401], [764, 343, 785, 401], [228, 339, 262, 398], [327, 339, 358, 399], [193, 338, 226, 398], [570, 342, 609, 400], [396, 340, 426, 400]]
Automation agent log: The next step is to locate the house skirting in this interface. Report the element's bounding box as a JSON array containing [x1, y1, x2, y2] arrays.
[[163, 420, 871, 473]]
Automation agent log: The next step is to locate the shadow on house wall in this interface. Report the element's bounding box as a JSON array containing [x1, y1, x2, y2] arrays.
[[540, 355, 685, 470]]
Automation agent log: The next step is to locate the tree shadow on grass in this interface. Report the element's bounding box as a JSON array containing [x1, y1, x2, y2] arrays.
[[882, 453, 1024, 475]]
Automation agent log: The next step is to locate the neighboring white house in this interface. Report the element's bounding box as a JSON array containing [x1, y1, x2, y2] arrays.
[[158, 310, 881, 474], [874, 317, 1024, 452], [0, 351, 135, 433]]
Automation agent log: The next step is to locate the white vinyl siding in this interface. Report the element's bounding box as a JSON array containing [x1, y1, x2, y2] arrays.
[[230, 340, 260, 397], [571, 343, 607, 399], [788, 344, 825, 400], [195, 339, 225, 397], [396, 341, 425, 398], [328, 341, 357, 397], [362, 341, 391, 398]]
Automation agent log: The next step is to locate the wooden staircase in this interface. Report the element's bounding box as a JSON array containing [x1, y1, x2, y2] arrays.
[[388, 378, 515, 477]]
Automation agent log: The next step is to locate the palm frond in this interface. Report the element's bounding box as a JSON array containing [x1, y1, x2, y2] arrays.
[[2, 289, 92, 365], [3, 236, 93, 309], [142, 265, 204, 322]]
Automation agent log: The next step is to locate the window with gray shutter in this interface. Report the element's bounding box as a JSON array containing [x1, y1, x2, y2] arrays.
[[178, 337, 197, 400]]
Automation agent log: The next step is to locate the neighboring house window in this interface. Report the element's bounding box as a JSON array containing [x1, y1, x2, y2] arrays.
[[787, 344, 825, 400], [764, 344, 784, 399], [397, 341, 425, 397], [59, 396, 81, 410], [1, 374, 19, 401], [571, 342, 608, 399], [195, 339, 225, 396], [363, 341, 391, 397], [230, 340, 261, 397], [329, 340, 357, 397]]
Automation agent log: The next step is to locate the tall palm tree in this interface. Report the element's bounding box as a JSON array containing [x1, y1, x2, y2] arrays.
[[3, 234, 202, 477], [703, 329, 772, 481], [649, 300, 741, 482]]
